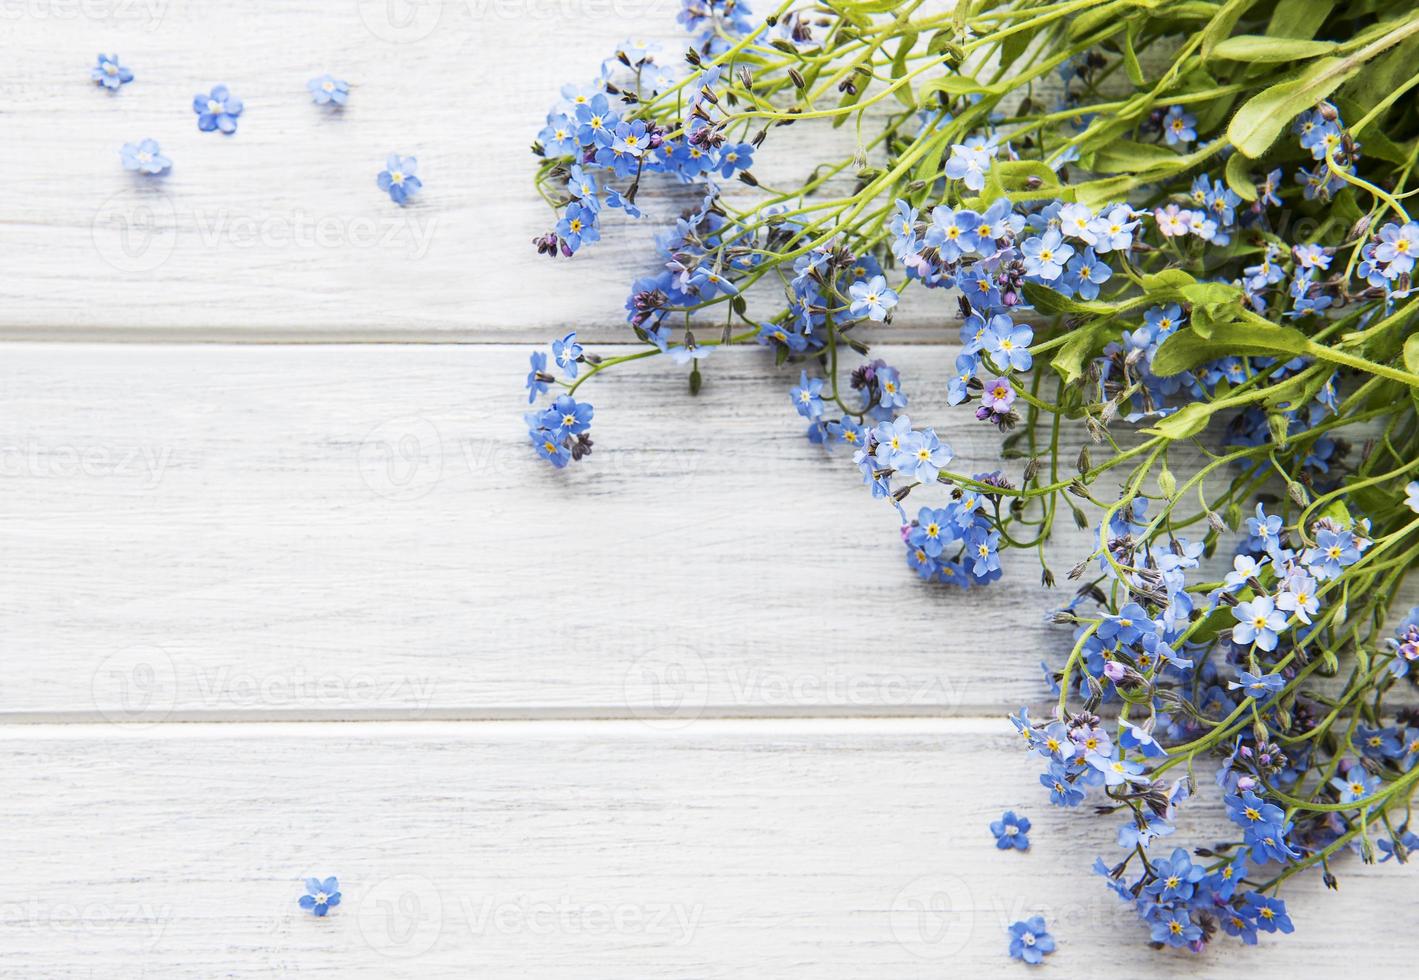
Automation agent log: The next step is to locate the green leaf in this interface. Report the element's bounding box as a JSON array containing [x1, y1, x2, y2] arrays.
[[1228, 56, 1366, 158], [1200, 0, 1261, 59], [1052, 322, 1111, 387], [1143, 401, 1214, 440], [889, 31, 918, 108], [982, 160, 1062, 199], [1223, 151, 1258, 202], [1139, 269, 1196, 291], [1208, 34, 1338, 62], [1122, 23, 1144, 86], [1265, 0, 1334, 39], [1152, 321, 1311, 376], [1405, 333, 1419, 413], [1181, 281, 1246, 338], [1068, 175, 1139, 210], [918, 73, 998, 99], [1022, 280, 1113, 316], [1085, 140, 1185, 175]]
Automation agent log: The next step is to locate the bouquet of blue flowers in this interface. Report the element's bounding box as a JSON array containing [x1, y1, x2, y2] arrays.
[[526, 0, 1419, 956]]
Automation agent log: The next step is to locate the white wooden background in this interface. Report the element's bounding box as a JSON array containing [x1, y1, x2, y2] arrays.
[[1, 3, 1414, 976]]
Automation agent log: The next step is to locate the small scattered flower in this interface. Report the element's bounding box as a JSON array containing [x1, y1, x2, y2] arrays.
[[299, 877, 341, 916], [1007, 916, 1055, 965], [120, 139, 171, 175], [91, 53, 134, 91], [991, 810, 1031, 851], [308, 73, 350, 106], [194, 85, 243, 134], [378, 154, 423, 205]]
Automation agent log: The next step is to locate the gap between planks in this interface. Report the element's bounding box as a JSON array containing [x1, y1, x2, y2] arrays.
[[0, 715, 986, 739]]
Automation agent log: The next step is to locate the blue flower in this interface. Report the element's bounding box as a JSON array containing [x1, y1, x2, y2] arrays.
[[308, 74, 350, 106], [1406, 480, 1419, 514], [378, 154, 423, 205], [946, 352, 979, 405], [1231, 595, 1287, 651], [944, 143, 992, 191], [1241, 892, 1294, 934], [983, 317, 1034, 372], [1302, 528, 1361, 579], [1041, 763, 1084, 806], [299, 877, 341, 916], [991, 811, 1031, 851], [1145, 847, 1204, 901], [1149, 906, 1201, 946], [1229, 670, 1286, 701], [540, 394, 593, 437], [1064, 246, 1112, 300], [926, 207, 981, 261], [790, 371, 825, 420], [120, 139, 171, 175], [1377, 829, 1419, 862], [92, 53, 134, 90], [555, 201, 599, 251], [1163, 105, 1196, 145], [901, 427, 952, 483], [194, 85, 243, 134], [1329, 763, 1377, 804], [1225, 790, 1284, 833], [1118, 720, 1167, 758], [1006, 916, 1054, 964], [525, 351, 550, 403], [1219, 905, 1259, 945], [848, 275, 898, 322], [1087, 753, 1149, 787], [1021, 229, 1072, 280], [716, 142, 754, 178], [552, 331, 583, 378]]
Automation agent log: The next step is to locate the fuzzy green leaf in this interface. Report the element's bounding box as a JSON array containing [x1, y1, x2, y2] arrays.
[[1152, 321, 1311, 376], [1208, 34, 1338, 62], [1228, 57, 1365, 158]]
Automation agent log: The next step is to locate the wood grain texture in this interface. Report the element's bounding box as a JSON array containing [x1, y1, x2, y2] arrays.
[[0, 0, 966, 341], [0, 341, 1112, 720], [3, 719, 1415, 979]]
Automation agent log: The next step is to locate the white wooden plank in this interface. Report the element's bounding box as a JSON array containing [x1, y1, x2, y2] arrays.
[[0, 341, 1114, 720], [0, 0, 957, 341], [1, 719, 1412, 978]]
